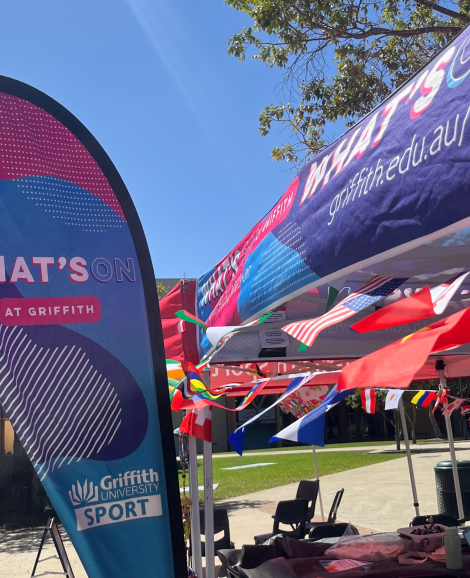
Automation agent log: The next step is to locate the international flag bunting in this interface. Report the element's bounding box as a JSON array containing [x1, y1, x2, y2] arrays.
[[270, 386, 354, 445], [228, 373, 326, 455], [411, 391, 438, 407], [282, 276, 406, 350], [360, 389, 376, 413], [179, 407, 212, 442], [175, 310, 208, 332], [442, 398, 466, 417], [193, 379, 270, 411], [337, 308, 470, 392], [351, 271, 470, 333], [171, 361, 224, 411], [176, 307, 282, 351], [385, 390, 404, 410]]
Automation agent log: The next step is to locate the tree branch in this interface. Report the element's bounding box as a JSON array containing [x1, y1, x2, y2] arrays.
[[336, 24, 463, 40], [414, 0, 470, 24]]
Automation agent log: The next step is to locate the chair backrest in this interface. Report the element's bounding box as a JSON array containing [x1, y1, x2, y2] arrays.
[[409, 514, 459, 527], [309, 522, 358, 541], [199, 507, 232, 553], [272, 499, 308, 540], [296, 480, 319, 522], [327, 489, 344, 523]]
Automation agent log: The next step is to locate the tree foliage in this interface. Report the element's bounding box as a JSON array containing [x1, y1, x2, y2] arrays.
[[226, 0, 469, 165], [156, 282, 168, 300]]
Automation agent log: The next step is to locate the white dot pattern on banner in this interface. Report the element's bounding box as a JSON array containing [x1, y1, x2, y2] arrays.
[[0, 93, 125, 220], [15, 177, 124, 233]]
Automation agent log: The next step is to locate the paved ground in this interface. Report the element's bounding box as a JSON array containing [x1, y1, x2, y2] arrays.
[[2, 442, 469, 577]]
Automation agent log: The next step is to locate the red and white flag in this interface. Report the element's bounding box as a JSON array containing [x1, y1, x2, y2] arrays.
[[442, 398, 466, 418], [360, 389, 376, 413], [179, 407, 212, 442], [352, 271, 470, 333]]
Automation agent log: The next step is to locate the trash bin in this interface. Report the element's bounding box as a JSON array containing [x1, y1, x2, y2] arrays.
[[434, 460, 470, 521]]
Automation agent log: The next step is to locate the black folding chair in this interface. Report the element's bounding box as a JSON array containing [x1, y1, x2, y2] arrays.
[[296, 480, 319, 523], [254, 499, 308, 545], [410, 514, 459, 527], [304, 488, 344, 536], [308, 522, 359, 541], [191, 507, 234, 557]]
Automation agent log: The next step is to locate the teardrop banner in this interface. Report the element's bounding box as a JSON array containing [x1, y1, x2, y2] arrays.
[[0, 77, 186, 577]]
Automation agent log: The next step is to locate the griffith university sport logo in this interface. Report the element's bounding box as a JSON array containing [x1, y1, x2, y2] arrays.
[[69, 467, 162, 531]]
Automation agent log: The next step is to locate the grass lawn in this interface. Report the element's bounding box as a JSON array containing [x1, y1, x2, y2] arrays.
[[178, 450, 403, 501]]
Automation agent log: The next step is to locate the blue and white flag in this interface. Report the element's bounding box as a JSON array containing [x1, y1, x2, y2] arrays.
[[270, 386, 354, 445], [229, 373, 321, 455]]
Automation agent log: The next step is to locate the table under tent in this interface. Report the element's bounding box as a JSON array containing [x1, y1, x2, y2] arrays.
[[162, 25, 470, 578]]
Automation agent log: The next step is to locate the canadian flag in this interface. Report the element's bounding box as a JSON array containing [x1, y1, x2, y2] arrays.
[[180, 407, 212, 442], [360, 389, 376, 414]]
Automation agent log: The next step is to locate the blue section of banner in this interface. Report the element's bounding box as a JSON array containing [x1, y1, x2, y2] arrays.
[[0, 176, 175, 576], [238, 232, 319, 321]]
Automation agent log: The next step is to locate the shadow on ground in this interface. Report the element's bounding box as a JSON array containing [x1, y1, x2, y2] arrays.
[[220, 499, 275, 514], [0, 525, 72, 554]]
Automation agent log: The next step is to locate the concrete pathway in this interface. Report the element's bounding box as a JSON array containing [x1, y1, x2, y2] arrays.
[[0, 526, 87, 578]]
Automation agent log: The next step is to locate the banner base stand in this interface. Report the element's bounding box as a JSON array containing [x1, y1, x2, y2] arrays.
[[31, 517, 75, 578]]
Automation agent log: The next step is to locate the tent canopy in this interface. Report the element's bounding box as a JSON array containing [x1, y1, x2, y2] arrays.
[[194, 27, 470, 368]]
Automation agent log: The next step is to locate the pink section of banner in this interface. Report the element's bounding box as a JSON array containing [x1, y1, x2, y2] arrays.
[[0, 296, 101, 325]]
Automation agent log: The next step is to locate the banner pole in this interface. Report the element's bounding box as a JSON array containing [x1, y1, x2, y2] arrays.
[[438, 365, 465, 523], [203, 371, 215, 578], [398, 398, 420, 517], [189, 435, 203, 578], [312, 446, 325, 521]]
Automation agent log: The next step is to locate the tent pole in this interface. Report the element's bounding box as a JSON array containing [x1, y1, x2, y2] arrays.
[[203, 370, 215, 578], [189, 434, 203, 578], [312, 446, 325, 521], [203, 438, 215, 578], [438, 366, 465, 523], [398, 398, 420, 516]]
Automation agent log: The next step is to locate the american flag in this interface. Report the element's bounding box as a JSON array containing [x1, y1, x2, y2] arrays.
[[282, 276, 407, 348]]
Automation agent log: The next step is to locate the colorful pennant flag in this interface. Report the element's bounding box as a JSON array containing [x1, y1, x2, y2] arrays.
[[174, 310, 208, 332], [228, 373, 332, 455], [360, 389, 376, 413], [270, 386, 354, 445], [442, 398, 466, 417], [411, 391, 438, 407], [171, 362, 224, 411], [193, 379, 270, 411], [179, 407, 212, 442], [282, 277, 407, 349], [385, 390, 404, 410], [351, 271, 470, 333], [337, 308, 470, 392]]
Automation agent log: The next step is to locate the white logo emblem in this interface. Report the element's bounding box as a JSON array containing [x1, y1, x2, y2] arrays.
[[69, 479, 99, 506]]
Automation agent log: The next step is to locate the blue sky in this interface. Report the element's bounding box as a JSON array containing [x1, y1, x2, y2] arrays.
[[0, 0, 298, 279]]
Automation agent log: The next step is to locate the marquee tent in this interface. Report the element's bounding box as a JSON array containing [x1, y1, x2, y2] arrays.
[[166, 26, 470, 578]]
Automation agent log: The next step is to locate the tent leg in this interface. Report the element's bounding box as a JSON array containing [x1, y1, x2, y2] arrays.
[[312, 446, 325, 521], [189, 435, 203, 578], [398, 399, 420, 517], [204, 438, 215, 578], [438, 368, 465, 523]]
